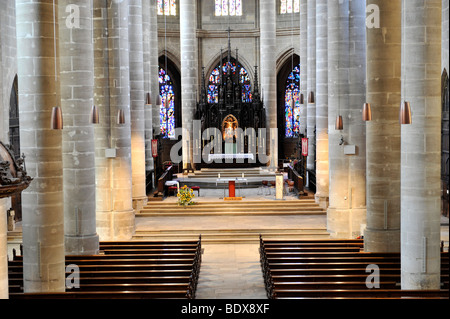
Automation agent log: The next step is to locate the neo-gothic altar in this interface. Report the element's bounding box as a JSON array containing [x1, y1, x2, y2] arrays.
[[194, 40, 266, 168]]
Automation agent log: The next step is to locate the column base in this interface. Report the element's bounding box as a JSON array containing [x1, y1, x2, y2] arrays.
[[133, 196, 148, 212], [327, 206, 366, 239], [96, 209, 135, 241], [65, 233, 100, 255], [363, 228, 400, 252], [315, 194, 329, 209]]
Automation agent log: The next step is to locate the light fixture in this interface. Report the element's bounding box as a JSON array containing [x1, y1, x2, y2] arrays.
[[399, 101, 412, 125], [51, 106, 63, 130], [299, 93, 304, 104], [335, 115, 343, 130], [362, 103, 372, 121], [146, 92, 152, 105], [308, 91, 315, 104], [90, 105, 99, 124], [117, 109, 125, 125]]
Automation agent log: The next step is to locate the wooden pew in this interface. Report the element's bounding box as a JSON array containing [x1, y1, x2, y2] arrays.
[[259, 236, 449, 299], [8, 237, 202, 299]]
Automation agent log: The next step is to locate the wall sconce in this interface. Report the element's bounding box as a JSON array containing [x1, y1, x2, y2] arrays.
[[90, 105, 99, 124], [299, 93, 304, 104], [399, 101, 412, 124], [146, 92, 152, 106], [51, 106, 63, 130], [117, 109, 125, 125], [362, 103, 372, 121]]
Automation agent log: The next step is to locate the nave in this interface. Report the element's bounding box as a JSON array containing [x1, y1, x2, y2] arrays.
[[7, 183, 449, 300]]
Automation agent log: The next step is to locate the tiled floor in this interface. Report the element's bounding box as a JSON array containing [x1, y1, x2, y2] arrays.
[[195, 243, 267, 299]]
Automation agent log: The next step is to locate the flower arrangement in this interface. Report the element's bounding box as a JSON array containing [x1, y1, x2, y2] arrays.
[[177, 185, 196, 207]]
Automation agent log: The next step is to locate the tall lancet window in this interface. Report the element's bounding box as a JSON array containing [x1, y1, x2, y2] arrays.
[[215, 0, 242, 16], [159, 67, 176, 139], [158, 0, 177, 16], [285, 64, 301, 138], [280, 0, 300, 14], [207, 58, 252, 103]]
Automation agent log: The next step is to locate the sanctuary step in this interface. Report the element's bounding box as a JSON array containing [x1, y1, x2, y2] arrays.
[[138, 199, 325, 217]]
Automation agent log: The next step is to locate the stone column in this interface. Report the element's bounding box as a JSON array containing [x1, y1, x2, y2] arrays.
[[143, 0, 154, 186], [0, 199, 7, 298], [364, 0, 401, 252], [307, 0, 316, 172], [94, 0, 134, 240], [180, 0, 197, 170], [327, 0, 367, 239], [315, 0, 329, 208], [129, 0, 147, 211], [149, 0, 159, 138], [400, 0, 442, 290], [260, 0, 278, 169], [17, 0, 65, 292], [59, 0, 99, 255], [299, 0, 308, 136]]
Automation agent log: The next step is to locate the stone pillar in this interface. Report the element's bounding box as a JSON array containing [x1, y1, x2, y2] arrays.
[[315, 0, 329, 208], [364, 0, 401, 252], [59, 0, 99, 255], [149, 0, 159, 138], [93, 0, 134, 240], [307, 0, 316, 172], [180, 0, 197, 170], [299, 0, 308, 136], [400, 0, 442, 290], [143, 0, 154, 186], [260, 0, 278, 170], [17, 0, 65, 292], [128, 0, 147, 211], [0, 199, 7, 298], [327, 0, 367, 239]]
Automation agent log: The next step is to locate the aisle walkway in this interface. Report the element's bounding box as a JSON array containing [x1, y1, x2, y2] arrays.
[[195, 243, 267, 299]]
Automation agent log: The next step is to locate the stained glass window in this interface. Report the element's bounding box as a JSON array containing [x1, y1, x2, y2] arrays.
[[157, 0, 177, 16], [207, 59, 252, 103], [215, 0, 242, 16], [285, 64, 301, 138], [280, 0, 299, 14], [159, 67, 176, 139]]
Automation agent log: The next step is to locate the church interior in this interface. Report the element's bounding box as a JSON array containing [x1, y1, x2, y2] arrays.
[[0, 0, 449, 302]]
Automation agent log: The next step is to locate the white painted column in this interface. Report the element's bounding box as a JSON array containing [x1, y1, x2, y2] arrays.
[[315, 0, 329, 208], [129, 0, 147, 211], [17, 0, 65, 292], [401, 0, 442, 290], [180, 0, 198, 170], [260, 0, 278, 170], [364, 0, 401, 252], [59, 0, 99, 255]]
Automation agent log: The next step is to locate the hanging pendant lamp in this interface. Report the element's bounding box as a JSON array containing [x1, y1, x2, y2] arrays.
[[90, 105, 99, 124], [51, 106, 63, 130], [308, 91, 315, 104], [335, 115, 343, 130], [362, 103, 372, 121], [117, 109, 125, 125], [399, 101, 412, 125]]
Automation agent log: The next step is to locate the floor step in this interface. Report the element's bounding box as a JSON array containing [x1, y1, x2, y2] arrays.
[[132, 229, 330, 243]]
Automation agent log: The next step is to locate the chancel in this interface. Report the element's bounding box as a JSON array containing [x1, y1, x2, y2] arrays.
[[0, 0, 448, 303]]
